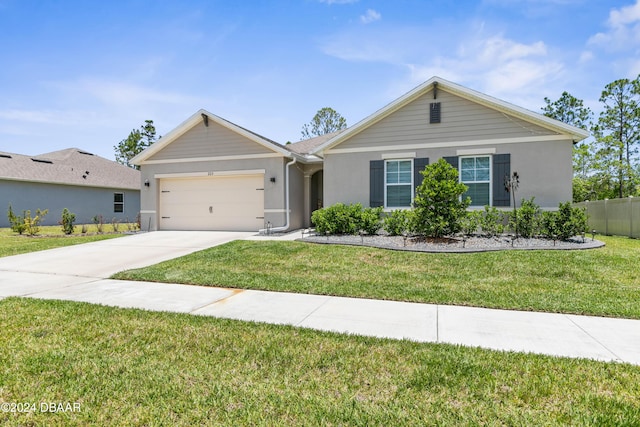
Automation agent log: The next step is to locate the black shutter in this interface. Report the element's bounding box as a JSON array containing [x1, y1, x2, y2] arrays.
[[370, 160, 384, 207], [493, 153, 511, 207], [413, 158, 429, 192], [443, 156, 458, 170]]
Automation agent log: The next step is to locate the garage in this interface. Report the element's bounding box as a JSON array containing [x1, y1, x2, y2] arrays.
[[159, 173, 264, 231]]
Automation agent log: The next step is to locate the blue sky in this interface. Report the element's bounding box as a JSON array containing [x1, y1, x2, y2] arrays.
[[1, 0, 639, 160]]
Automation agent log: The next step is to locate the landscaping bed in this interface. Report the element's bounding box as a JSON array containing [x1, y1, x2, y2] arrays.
[[300, 233, 604, 253]]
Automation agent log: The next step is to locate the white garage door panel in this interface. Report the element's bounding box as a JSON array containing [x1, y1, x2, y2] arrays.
[[159, 174, 264, 231]]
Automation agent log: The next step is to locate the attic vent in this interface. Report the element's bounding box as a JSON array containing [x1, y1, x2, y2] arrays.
[[430, 102, 441, 124], [78, 150, 94, 156], [31, 158, 53, 164], [0, 154, 11, 159]]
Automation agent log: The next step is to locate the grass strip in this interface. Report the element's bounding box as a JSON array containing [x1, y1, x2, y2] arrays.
[[0, 228, 126, 258], [113, 235, 640, 319]]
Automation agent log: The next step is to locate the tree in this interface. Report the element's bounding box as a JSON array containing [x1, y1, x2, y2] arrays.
[[411, 159, 470, 237], [114, 119, 158, 169], [301, 107, 347, 140], [542, 91, 596, 202], [593, 77, 640, 198]]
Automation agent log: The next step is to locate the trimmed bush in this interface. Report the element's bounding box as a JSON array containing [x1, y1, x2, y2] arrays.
[[383, 210, 413, 236], [311, 203, 382, 235], [412, 159, 470, 237], [479, 206, 505, 237], [556, 202, 588, 240], [460, 210, 481, 236], [509, 198, 540, 238]]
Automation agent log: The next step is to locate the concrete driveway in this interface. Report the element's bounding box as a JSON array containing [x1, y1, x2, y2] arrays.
[[0, 231, 253, 279]]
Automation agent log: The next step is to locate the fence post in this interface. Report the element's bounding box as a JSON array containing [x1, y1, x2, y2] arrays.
[[604, 199, 608, 236], [630, 196, 634, 239]]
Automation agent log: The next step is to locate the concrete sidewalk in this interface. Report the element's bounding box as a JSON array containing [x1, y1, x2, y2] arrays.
[[0, 231, 638, 366]]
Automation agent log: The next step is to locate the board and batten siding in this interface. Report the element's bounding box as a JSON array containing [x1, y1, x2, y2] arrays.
[[334, 89, 558, 151], [148, 120, 274, 161]]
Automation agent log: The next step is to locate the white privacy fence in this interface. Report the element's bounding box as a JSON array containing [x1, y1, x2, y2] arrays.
[[574, 197, 640, 238]]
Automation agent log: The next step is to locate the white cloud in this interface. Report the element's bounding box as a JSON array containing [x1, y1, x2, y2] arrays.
[[360, 9, 381, 24], [588, 0, 640, 51], [579, 50, 594, 63], [321, 24, 563, 106]]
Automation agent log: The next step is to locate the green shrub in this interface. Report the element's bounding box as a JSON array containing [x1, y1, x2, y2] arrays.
[[60, 208, 76, 235], [479, 206, 505, 237], [23, 209, 48, 236], [360, 207, 383, 235], [556, 202, 587, 240], [311, 203, 382, 235], [7, 204, 26, 235], [540, 211, 559, 239], [412, 159, 470, 237], [383, 210, 413, 236], [459, 210, 481, 236], [509, 198, 540, 238]]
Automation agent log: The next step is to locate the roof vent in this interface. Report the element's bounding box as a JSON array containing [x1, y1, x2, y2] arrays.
[[0, 154, 12, 159], [78, 150, 94, 156], [31, 158, 53, 164], [430, 102, 441, 124]]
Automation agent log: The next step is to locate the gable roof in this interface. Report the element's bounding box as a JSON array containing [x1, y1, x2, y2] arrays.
[[311, 76, 590, 156], [0, 148, 140, 190], [131, 109, 291, 165]]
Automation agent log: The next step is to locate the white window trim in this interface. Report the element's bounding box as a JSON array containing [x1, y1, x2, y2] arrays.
[[459, 155, 492, 207], [384, 159, 414, 209], [114, 192, 124, 213]]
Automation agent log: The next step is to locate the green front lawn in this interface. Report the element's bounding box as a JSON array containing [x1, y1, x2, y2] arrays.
[[113, 235, 640, 319], [0, 226, 130, 258], [1, 298, 638, 426]]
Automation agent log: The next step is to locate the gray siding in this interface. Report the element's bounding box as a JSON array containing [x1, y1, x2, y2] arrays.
[[148, 120, 273, 161], [1, 180, 140, 227], [324, 139, 573, 210], [337, 89, 557, 150]]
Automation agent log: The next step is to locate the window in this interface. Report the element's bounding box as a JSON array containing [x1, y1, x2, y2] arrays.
[[114, 193, 124, 213], [460, 156, 491, 207], [385, 160, 413, 208]]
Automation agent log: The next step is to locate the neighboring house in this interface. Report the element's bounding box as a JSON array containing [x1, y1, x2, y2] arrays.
[[132, 76, 589, 232], [0, 148, 140, 228]]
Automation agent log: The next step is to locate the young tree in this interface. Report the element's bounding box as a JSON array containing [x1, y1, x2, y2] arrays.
[[114, 119, 158, 169], [412, 159, 470, 237], [301, 107, 347, 140], [593, 77, 640, 198]]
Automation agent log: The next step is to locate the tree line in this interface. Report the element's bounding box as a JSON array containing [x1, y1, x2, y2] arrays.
[[542, 75, 640, 202]]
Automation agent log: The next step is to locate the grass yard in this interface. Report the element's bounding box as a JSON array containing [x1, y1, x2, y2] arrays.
[[113, 235, 640, 319], [0, 226, 132, 258], [0, 298, 638, 426]]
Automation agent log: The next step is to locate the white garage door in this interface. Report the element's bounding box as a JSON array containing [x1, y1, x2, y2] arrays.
[[159, 174, 264, 231]]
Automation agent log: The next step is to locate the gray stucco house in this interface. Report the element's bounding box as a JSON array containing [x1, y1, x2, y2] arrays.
[[1, 148, 140, 227], [132, 76, 588, 232]]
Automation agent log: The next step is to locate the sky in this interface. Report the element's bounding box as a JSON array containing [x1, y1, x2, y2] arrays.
[[1, 0, 639, 160]]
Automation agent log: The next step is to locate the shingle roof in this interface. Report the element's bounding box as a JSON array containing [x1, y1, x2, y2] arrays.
[[0, 148, 140, 190], [287, 130, 345, 155]]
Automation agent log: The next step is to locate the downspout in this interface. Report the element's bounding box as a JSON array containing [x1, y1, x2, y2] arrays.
[[260, 157, 296, 233]]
